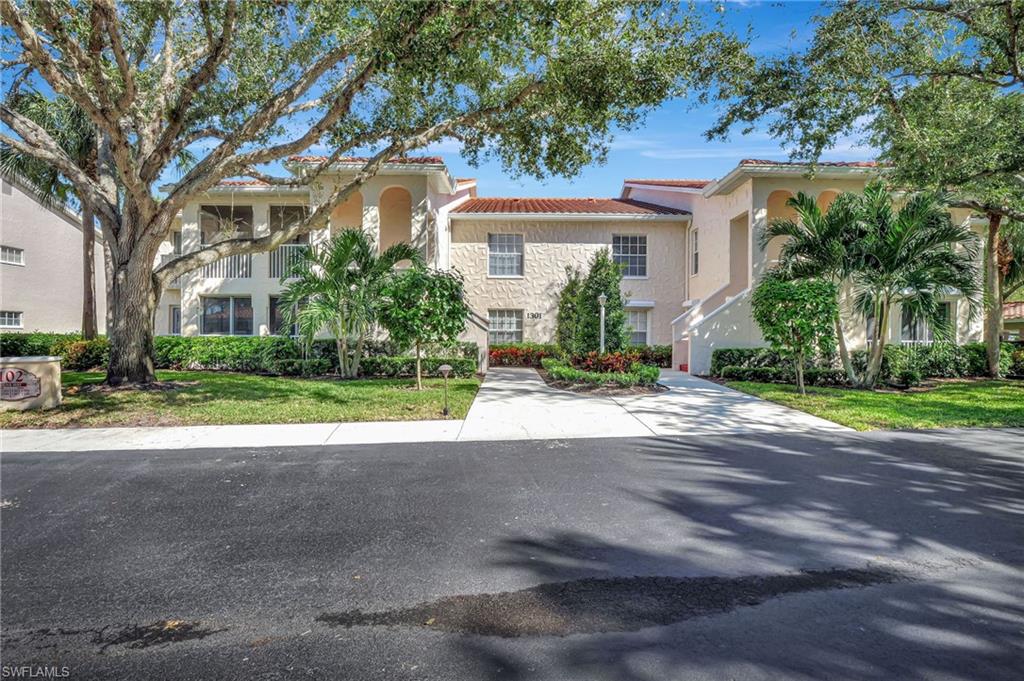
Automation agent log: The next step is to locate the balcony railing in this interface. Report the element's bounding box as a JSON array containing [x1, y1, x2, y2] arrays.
[[269, 244, 309, 279], [201, 253, 252, 279]]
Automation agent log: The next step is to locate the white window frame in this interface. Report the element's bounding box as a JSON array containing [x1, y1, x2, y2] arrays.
[[0, 311, 24, 329], [487, 233, 525, 278], [1, 245, 24, 266], [690, 229, 699, 276], [626, 308, 651, 346], [200, 296, 253, 336], [900, 301, 953, 344], [488, 309, 524, 344], [612, 234, 648, 279]]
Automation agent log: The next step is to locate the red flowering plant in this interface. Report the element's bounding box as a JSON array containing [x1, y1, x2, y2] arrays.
[[571, 350, 643, 373], [489, 343, 557, 367]]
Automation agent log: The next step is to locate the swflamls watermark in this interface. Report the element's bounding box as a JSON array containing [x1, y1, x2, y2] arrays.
[[1, 667, 71, 679]]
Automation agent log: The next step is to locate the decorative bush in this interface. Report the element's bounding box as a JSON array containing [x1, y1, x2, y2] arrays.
[[710, 348, 787, 377], [1010, 348, 1024, 377], [359, 356, 475, 378], [719, 366, 786, 383], [540, 357, 660, 386], [267, 358, 333, 377], [634, 344, 672, 368], [489, 343, 558, 367], [57, 338, 110, 370], [572, 350, 641, 373], [1, 332, 83, 357]]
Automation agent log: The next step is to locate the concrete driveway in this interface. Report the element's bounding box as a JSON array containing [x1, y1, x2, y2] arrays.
[[457, 368, 849, 440], [1, 429, 1020, 680]]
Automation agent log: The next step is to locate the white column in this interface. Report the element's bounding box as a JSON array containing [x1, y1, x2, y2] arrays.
[[180, 204, 201, 336], [251, 202, 271, 336]]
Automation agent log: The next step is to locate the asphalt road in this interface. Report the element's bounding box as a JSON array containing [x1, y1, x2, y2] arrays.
[[2, 429, 1022, 680]]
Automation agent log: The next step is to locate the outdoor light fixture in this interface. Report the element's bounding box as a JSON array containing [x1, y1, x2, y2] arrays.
[[597, 293, 608, 354], [438, 364, 453, 417]]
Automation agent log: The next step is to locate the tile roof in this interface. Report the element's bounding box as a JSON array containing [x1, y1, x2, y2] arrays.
[[1004, 301, 1024, 319], [739, 159, 883, 168], [456, 177, 477, 185], [450, 197, 689, 216], [286, 155, 445, 165], [624, 179, 713, 189]]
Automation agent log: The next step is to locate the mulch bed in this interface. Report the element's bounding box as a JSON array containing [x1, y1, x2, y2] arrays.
[[536, 369, 667, 396]]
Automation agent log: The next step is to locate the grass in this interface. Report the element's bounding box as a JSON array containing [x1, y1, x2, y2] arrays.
[[0, 371, 480, 429], [726, 379, 1024, 431]]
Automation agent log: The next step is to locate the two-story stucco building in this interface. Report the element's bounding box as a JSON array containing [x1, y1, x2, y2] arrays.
[[0, 171, 107, 334], [154, 156, 985, 375]]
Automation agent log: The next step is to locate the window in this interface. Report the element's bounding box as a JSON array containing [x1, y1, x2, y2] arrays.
[[613, 235, 647, 277], [201, 296, 252, 335], [690, 229, 699, 275], [269, 296, 298, 336], [0, 311, 23, 329], [488, 234, 524, 277], [169, 306, 181, 335], [901, 302, 952, 343], [627, 309, 649, 345], [1, 245, 24, 265], [171, 231, 182, 255], [200, 205, 253, 244], [270, 205, 310, 244], [488, 309, 523, 344]]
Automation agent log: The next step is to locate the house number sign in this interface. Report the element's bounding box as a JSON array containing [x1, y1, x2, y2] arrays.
[[1, 367, 41, 401], [527, 312, 543, 320]]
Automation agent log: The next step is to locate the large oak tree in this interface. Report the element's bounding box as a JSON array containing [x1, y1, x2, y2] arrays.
[[1, 0, 738, 384], [706, 0, 1024, 376]]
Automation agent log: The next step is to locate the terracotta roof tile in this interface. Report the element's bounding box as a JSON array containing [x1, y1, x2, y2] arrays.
[[286, 155, 445, 165], [739, 159, 883, 168], [624, 179, 713, 189], [1004, 301, 1024, 319], [450, 197, 688, 216]]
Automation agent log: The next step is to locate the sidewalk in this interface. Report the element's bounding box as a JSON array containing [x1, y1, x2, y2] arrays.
[[2, 368, 849, 452]]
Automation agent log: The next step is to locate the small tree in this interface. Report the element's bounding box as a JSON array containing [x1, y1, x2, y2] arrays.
[[380, 267, 470, 390], [751, 274, 838, 395], [577, 249, 629, 354], [555, 266, 583, 354]]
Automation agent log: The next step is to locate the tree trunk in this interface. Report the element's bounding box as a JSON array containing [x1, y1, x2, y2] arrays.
[[834, 312, 854, 385], [415, 340, 422, 390], [351, 334, 365, 379], [81, 205, 97, 339], [795, 352, 805, 396], [864, 302, 889, 389], [105, 258, 159, 385], [984, 213, 1003, 377], [335, 335, 346, 377]]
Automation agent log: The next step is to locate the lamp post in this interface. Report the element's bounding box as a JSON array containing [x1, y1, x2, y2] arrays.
[[438, 364, 452, 417], [597, 293, 607, 354]]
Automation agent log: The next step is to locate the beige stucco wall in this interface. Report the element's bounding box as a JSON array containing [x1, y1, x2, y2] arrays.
[[449, 217, 689, 345], [157, 171, 465, 338], [0, 175, 107, 333]]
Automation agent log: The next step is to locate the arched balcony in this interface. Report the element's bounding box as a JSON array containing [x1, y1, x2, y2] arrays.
[[330, 192, 364, 235], [765, 190, 797, 264], [378, 186, 412, 253]]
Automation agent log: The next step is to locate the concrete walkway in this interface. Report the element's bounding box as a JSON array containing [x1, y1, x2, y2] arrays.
[[2, 368, 848, 452]]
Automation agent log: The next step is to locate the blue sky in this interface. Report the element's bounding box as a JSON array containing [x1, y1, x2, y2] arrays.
[[428, 0, 874, 198]]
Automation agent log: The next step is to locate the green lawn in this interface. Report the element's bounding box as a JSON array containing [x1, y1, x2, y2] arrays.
[[727, 379, 1024, 431], [0, 371, 480, 429]]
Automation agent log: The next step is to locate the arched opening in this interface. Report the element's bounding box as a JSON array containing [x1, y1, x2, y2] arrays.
[[765, 190, 797, 264], [330, 192, 363, 235], [817, 190, 840, 214], [378, 186, 412, 253]]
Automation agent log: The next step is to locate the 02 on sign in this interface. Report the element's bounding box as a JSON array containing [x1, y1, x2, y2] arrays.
[[0, 367, 41, 401]]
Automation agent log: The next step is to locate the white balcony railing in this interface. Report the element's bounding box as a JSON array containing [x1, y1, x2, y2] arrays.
[[269, 244, 309, 278], [201, 253, 252, 279]]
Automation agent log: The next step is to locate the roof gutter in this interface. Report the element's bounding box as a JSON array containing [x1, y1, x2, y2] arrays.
[[702, 164, 884, 198], [448, 212, 690, 222]]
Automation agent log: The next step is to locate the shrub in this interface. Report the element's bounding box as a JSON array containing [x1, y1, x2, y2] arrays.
[[58, 338, 110, 370], [710, 348, 787, 376], [803, 368, 848, 386], [634, 344, 672, 368], [540, 357, 660, 386], [572, 350, 642, 373], [896, 368, 922, 388], [1, 332, 83, 357], [719, 366, 786, 383], [489, 343, 557, 367], [1010, 348, 1024, 377], [359, 356, 475, 378], [267, 358, 332, 377]]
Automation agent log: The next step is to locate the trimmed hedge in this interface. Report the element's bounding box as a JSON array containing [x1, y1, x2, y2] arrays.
[[713, 342, 1017, 383], [541, 357, 660, 386], [720, 365, 846, 386], [489, 343, 558, 367], [633, 344, 673, 368], [0, 332, 478, 378]]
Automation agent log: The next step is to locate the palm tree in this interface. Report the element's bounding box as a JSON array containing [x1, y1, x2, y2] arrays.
[[278, 229, 420, 378], [0, 92, 99, 337], [763, 191, 865, 384], [853, 182, 982, 388]]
